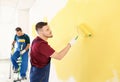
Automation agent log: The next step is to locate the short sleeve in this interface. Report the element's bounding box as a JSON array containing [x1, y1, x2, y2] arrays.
[[25, 34, 30, 44], [39, 42, 55, 57], [14, 35, 17, 41]]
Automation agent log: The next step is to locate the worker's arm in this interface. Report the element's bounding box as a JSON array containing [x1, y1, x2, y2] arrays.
[[12, 41, 16, 46], [24, 44, 30, 51], [50, 43, 71, 60], [11, 41, 16, 49], [50, 36, 77, 60]]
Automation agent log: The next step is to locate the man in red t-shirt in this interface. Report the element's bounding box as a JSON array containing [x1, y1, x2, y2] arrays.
[[30, 22, 77, 82]]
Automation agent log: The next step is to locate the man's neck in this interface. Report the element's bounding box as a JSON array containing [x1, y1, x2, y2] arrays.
[[38, 35, 48, 41], [21, 33, 24, 36]]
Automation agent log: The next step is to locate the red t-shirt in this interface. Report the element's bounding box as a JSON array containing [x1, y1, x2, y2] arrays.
[[30, 36, 55, 68]]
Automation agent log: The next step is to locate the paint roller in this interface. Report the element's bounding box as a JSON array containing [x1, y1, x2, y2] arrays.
[[77, 24, 92, 37]]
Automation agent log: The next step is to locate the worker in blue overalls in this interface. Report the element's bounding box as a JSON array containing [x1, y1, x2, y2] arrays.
[[11, 27, 30, 80]]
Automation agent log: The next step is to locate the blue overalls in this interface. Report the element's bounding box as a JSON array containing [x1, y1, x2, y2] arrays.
[[30, 63, 50, 82], [11, 38, 29, 77]]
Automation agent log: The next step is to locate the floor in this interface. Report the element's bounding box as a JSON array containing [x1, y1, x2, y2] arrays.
[[0, 59, 76, 82], [0, 59, 62, 82], [0, 59, 29, 82]]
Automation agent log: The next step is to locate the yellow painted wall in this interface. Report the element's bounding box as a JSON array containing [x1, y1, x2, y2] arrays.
[[49, 0, 120, 82]]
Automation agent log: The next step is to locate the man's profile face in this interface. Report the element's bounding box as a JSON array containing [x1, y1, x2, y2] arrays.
[[40, 25, 53, 38]]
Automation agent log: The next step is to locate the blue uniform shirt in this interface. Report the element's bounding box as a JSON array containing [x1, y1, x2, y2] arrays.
[[14, 34, 30, 51]]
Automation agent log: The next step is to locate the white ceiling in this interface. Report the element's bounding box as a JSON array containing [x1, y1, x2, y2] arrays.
[[0, 0, 36, 9], [0, 0, 36, 23]]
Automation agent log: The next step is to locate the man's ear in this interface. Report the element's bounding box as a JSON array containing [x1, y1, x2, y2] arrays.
[[37, 29, 42, 34]]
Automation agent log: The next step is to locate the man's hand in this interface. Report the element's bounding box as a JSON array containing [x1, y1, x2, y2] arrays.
[[11, 45, 14, 50], [20, 50, 26, 55]]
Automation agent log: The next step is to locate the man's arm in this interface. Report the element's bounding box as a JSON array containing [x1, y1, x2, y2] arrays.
[[24, 34, 30, 51], [12, 41, 16, 45], [50, 36, 77, 60], [11, 41, 16, 49], [24, 44, 30, 51], [12, 35, 17, 48], [50, 43, 71, 60]]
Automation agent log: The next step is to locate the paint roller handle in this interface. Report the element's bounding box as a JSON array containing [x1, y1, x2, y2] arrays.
[[69, 36, 78, 46]]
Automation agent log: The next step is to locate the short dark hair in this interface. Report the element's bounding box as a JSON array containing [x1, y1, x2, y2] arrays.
[[35, 22, 48, 31], [15, 27, 22, 32]]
